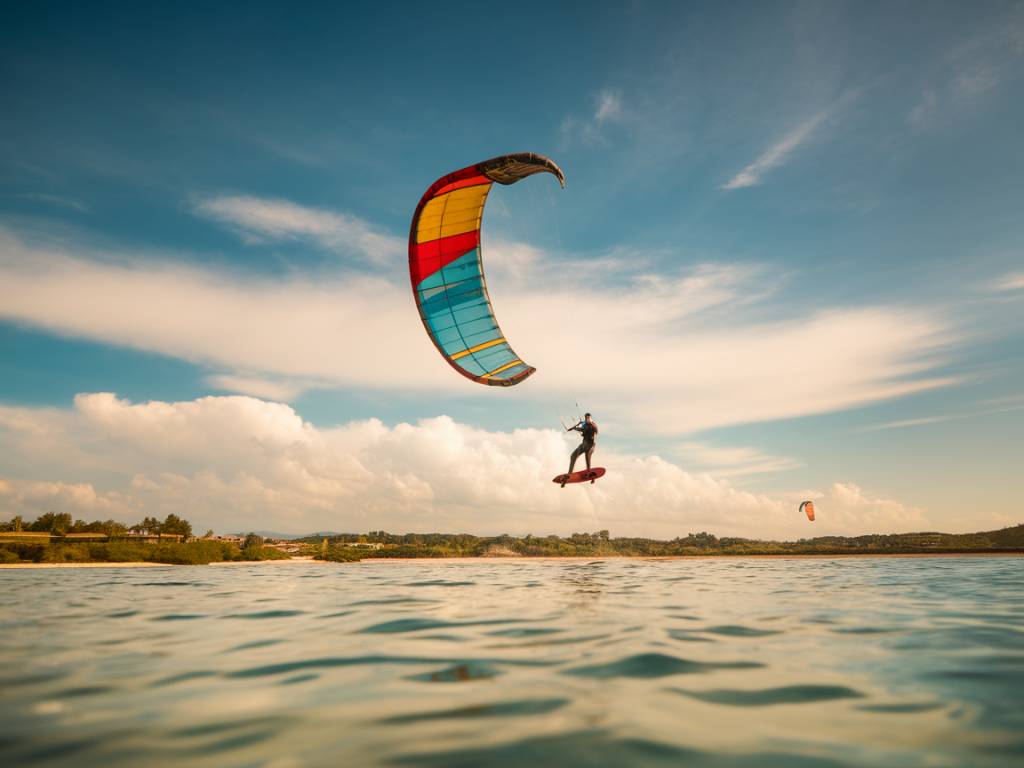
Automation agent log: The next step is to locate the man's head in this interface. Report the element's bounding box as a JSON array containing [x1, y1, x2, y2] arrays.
[[584, 412, 592, 422]]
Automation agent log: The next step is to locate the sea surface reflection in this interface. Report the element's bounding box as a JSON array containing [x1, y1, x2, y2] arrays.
[[1, 556, 1022, 766]]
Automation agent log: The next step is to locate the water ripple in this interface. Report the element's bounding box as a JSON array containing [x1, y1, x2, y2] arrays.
[[564, 653, 764, 679], [380, 697, 569, 723], [360, 617, 524, 634], [3, 554, 1022, 768], [669, 684, 863, 706]]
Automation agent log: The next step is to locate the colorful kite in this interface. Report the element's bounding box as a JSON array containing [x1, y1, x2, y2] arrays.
[[408, 153, 565, 386], [800, 500, 816, 522]]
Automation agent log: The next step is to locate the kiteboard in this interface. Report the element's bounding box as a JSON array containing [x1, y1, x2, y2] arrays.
[[553, 467, 606, 485]]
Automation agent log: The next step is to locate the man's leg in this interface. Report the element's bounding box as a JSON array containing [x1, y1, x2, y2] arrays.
[[568, 443, 584, 474], [584, 445, 593, 471], [563, 444, 585, 488]]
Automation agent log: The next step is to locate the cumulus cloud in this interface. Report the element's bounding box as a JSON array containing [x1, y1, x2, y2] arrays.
[[0, 393, 932, 539], [721, 110, 830, 190], [192, 195, 403, 265], [0, 479, 135, 519], [0, 226, 959, 434], [799, 482, 929, 535]]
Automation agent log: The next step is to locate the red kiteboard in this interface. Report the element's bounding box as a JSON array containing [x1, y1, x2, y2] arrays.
[[553, 467, 606, 485]]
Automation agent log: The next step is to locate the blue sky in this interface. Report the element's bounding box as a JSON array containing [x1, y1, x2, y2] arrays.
[[1, 1, 1021, 536]]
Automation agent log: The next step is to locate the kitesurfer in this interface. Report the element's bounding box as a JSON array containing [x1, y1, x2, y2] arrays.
[[563, 413, 598, 487]]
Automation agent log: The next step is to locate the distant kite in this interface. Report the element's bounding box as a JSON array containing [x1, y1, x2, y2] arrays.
[[799, 500, 816, 522], [408, 153, 565, 386]]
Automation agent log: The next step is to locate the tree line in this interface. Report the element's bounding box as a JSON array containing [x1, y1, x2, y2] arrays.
[[304, 524, 1024, 559], [0, 512, 193, 539]]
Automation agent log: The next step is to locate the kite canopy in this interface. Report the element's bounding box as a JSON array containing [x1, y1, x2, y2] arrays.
[[799, 500, 816, 522], [408, 153, 565, 387]]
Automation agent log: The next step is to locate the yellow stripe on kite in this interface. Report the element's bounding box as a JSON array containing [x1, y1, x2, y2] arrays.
[[416, 183, 491, 243], [482, 359, 523, 378], [451, 337, 506, 361]]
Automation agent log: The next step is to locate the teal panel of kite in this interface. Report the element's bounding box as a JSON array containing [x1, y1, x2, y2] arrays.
[[408, 152, 565, 386]]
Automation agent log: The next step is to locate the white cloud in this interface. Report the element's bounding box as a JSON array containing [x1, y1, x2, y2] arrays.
[[722, 110, 829, 190], [0, 393, 933, 539], [0, 479, 134, 519], [990, 271, 1024, 292], [675, 442, 800, 477], [804, 481, 929, 534], [560, 88, 626, 148], [0, 226, 960, 435], [193, 195, 403, 265], [205, 373, 310, 401], [860, 402, 1024, 432], [860, 415, 952, 431], [594, 90, 623, 124]]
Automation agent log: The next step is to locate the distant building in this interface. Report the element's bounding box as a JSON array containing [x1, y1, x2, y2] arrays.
[[126, 533, 185, 543]]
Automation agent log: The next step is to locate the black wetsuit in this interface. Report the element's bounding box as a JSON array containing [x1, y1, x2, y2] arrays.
[[568, 420, 598, 475]]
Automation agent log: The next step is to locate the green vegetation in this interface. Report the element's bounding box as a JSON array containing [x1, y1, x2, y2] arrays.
[[0, 511, 192, 538], [0, 514, 288, 564], [4, 512, 1021, 565], [300, 525, 1024, 560], [318, 544, 367, 562]]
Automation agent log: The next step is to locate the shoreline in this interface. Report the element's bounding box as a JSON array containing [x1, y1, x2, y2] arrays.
[[2, 551, 1021, 569], [358, 552, 1024, 563]]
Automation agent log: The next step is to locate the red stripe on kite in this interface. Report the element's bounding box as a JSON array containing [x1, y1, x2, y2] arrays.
[[434, 175, 489, 197], [410, 230, 480, 286]]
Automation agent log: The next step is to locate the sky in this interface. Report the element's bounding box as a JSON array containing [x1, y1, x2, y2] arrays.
[[1, 0, 1022, 538]]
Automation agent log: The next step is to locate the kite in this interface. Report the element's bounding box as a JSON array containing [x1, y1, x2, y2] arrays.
[[799, 500, 816, 522], [408, 153, 565, 386]]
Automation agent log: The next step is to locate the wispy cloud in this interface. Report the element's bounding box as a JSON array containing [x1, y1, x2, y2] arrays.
[[560, 88, 626, 149], [205, 373, 311, 401], [990, 271, 1024, 292], [675, 442, 801, 477], [0, 225, 961, 434], [0, 394, 932, 538], [193, 195, 403, 265], [16, 193, 89, 212], [594, 89, 623, 124], [721, 110, 830, 190], [860, 414, 954, 431], [860, 402, 1024, 432], [909, 9, 1024, 131]]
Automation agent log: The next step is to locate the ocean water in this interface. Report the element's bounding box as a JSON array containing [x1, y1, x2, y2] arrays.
[[1, 556, 1022, 767]]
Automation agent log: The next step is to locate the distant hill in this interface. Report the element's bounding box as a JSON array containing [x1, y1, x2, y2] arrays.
[[229, 530, 342, 541]]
